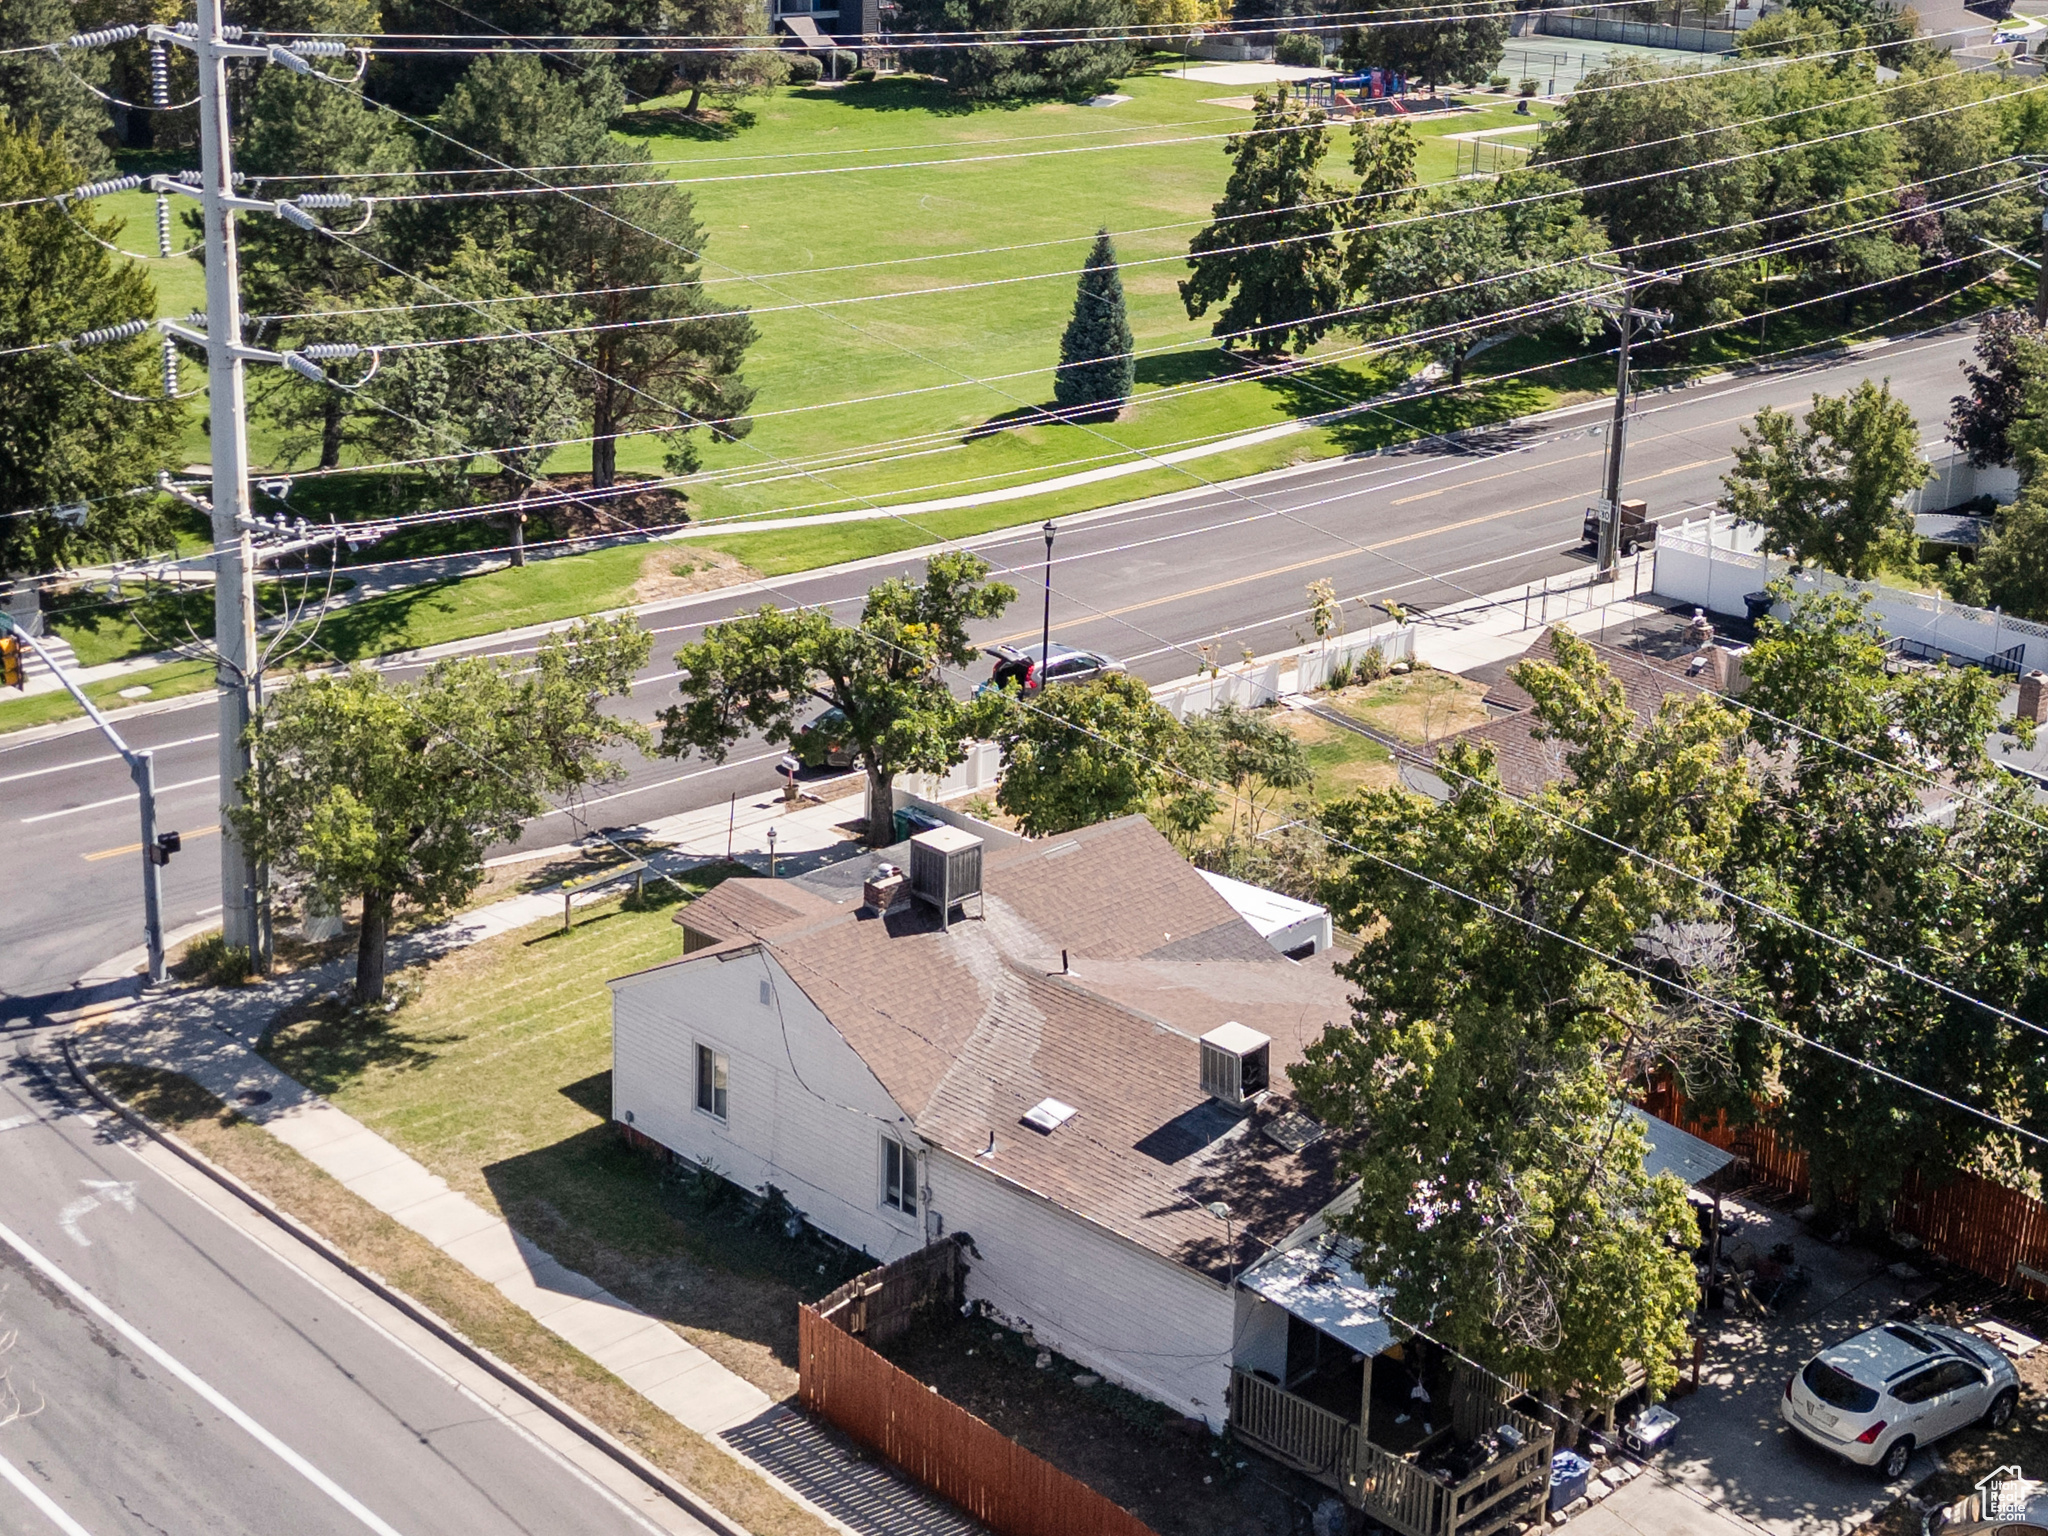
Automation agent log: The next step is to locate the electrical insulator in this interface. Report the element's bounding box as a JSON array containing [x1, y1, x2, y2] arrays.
[[162, 335, 180, 397], [72, 318, 151, 348], [59, 174, 145, 205], [299, 342, 363, 361], [149, 43, 170, 108], [64, 23, 140, 48], [156, 194, 172, 257]]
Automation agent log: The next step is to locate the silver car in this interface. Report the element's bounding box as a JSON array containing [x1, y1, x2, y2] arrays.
[[1781, 1321, 2019, 1479]]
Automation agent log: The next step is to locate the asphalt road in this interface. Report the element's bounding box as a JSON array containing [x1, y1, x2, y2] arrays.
[[0, 1027, 703, 1536], [0, 323, 1983, 1010]]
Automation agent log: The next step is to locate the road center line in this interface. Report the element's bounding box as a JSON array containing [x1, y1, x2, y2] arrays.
[[20, 776, 216, 826], [0, 1218, 412, 1536], [84, 825, 220, 864], [0, 1448, 95, 1536]]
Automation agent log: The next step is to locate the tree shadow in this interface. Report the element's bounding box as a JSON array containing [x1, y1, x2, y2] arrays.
[[626, 104, 758, 142], [259, 996, 455, 1099], [814, 75, 1038, 117], [309, 577, 464, 662], [1133, 348, 1244, 392]]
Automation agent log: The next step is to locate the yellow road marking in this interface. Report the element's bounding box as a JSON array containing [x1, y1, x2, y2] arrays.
[[85, 824, 219, 862]]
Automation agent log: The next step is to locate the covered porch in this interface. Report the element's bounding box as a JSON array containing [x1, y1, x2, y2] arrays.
[[1227, 1233, 1553, 1536]]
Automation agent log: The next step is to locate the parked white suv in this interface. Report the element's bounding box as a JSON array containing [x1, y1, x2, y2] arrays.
[[1781, 1322, 2019, 1480]]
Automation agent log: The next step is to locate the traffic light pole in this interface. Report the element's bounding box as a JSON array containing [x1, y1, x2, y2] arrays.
[[2, 622, 171, 983]]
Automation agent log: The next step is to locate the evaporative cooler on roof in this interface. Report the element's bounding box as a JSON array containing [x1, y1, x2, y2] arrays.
[[909, 826, 983, 929], [1200, 1022, 1271, 1108]]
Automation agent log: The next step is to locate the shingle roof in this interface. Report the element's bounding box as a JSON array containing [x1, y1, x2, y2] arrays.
[[628, 817, 1355, 1282]]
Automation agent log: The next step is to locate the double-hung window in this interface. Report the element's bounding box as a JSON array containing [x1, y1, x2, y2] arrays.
[[695, 1044, 728, 1121], [883, 1137, 917, 1216]]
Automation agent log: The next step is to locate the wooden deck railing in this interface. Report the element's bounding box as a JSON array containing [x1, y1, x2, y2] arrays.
[[1228, 1369, 1359, 1486], [1230, 1372, 1552, 1536]]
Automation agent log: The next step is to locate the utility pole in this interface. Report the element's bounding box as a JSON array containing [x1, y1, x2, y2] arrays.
[[1587, 263, 1675, 583], [2023, 158, 2048, 322]]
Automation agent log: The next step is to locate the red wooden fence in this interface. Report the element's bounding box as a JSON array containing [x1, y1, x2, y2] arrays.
[[798, 1240, 1156, 1536], [1641, 1083, 2048, 1299]]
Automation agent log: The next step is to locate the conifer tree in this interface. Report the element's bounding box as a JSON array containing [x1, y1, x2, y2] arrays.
[[1054, 229, 1134, 417]]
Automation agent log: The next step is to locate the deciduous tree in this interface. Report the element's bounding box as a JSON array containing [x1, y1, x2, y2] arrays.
[[659, 553, 1017, 833], [1714, 587, 2048, 1213], [1336, 0, 1507, 92], [1294, 631, 1747, 1401], [1949, 310, 2044, 469], [1721, 380, 1929, 578], [894, 0, 1137, 99], [1181, 89, 1344, 355], [235, 617, 652, 1003], [992, 671, 1181, 833], [1353, 168, 1603, 386]]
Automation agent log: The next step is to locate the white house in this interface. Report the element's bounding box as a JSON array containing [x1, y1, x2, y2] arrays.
[[608, 816, 1357, 1425]]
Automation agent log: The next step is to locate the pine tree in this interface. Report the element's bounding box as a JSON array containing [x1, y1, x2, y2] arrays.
[[1054, 230, 1134, 417]]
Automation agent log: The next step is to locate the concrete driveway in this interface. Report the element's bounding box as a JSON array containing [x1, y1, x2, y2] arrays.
[[1595, 1197, 1943, 1536]]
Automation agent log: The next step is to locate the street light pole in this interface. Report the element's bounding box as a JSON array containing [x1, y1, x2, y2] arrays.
[[1040, 521, 1056, 685]]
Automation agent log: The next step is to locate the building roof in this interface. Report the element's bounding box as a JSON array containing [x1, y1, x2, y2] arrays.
[[620, 816, 1356, 1283], [1420, 628, 1709, 796]]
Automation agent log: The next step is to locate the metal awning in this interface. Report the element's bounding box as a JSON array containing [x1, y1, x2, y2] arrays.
[[1625, 1104, 1735, 1187], [1240, 1232, 1397, 1357], [782, 15, 833, 47]]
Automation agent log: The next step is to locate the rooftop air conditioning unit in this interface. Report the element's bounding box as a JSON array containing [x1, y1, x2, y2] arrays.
[[909, 825, 983, 929], [1200, 1022, 1271, 1109]]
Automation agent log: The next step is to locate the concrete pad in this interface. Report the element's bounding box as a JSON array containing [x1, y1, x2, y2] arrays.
[[386, 1189, 501, 1248], [546, 1298, 669, 1358], [341, 1159, 450, 1212], [440, 1221, 532, 1285], [1176, 62, 1329, 84], [299, 1126, 416, 1184], [1566, 1473, 1766, 1536]]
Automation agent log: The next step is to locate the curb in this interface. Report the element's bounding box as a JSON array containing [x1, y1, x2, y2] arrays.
[[59, 1036, 756, 1536]]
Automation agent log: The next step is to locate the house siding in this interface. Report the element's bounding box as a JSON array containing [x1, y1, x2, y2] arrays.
[[928, 1149, 1237, 1427], [610, 949, 928, 1264]]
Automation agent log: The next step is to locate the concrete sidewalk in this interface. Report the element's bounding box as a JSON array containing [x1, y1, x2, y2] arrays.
[[80, 796, 972, 1536]]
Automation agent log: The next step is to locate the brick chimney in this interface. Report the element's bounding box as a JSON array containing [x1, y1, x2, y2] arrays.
[[2020, 670, 2048, 726], [863, 864, 907, 914]]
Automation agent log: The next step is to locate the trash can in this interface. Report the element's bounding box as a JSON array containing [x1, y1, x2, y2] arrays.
[[1549, 1450, 1592, 1512], [892, 805, 944, 843], [1743, 591, 1775, 625]]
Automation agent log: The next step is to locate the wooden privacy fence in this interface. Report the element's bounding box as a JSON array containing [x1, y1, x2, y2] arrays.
[[1641, 1083, 2048, 1299], [799, 1240, 1157, 1536]]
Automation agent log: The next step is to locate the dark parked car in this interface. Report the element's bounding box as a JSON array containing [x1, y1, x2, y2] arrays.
[[978, 642, 1122, 697], [794, 706, 858, 769]]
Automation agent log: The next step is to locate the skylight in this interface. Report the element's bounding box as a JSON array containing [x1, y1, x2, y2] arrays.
[[1022, 1098, 1077, 1134]]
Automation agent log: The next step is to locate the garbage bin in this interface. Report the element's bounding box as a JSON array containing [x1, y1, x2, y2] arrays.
[[1743, 590, 1775, 625], [1550, 1450, 1592, 1512], [892, 806, 944, 842]]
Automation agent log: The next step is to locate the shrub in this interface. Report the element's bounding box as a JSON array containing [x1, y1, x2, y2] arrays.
[[1273, 31, 1325, 67], [1488, 73, 1510, 89], [848, 65, 876, 81], [1325, 657, 1353, 692], [180, 933, 254, 986], [1354, 644, 1390, 685], [1518, 77, 1541, 96], [785, 51, 824, 82]]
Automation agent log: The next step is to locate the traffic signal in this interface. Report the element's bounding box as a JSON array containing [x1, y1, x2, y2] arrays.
[[0, 633, 22, 690]]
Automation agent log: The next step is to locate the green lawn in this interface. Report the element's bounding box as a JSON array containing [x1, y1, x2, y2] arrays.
[[257, 872, 866, 1397]]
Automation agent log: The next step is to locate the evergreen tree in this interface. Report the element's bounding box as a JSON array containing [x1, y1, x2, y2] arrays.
[[0, 0, 114, 178], [1180, 88, 1344, 355], [1053, 229, 1134, 417], [1, 116, 184, 573]]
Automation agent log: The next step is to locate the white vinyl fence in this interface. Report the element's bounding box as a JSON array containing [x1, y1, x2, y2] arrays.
[[1653, 514, 2048, 676]]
